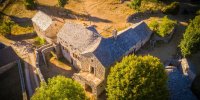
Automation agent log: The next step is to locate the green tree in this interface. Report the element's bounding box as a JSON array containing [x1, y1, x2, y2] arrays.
[[179, 15, 200, 57], [24, 0, 35, 9], [58, 0, 67, 7], [31, 76, 87, 100], [106, 55, 169, 100]]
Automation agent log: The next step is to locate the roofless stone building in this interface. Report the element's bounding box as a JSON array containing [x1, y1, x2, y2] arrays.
[[32, 11, 152, 97]]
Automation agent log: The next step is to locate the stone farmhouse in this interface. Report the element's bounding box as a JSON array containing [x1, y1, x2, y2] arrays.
[[32, 11, 152, 97]]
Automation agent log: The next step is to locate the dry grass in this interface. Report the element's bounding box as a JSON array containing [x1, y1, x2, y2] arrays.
[[3, 0, 36, 18], [2, 0, 36, 35], [37, 0, 135, 37], [50, 57, 72, 71], [11, 24, 34, 35]]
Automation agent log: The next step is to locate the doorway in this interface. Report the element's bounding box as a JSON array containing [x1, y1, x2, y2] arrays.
[[85, 84, 92, 93]]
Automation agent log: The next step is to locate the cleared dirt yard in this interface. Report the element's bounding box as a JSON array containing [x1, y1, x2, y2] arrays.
[[37, 0, 134, 37]]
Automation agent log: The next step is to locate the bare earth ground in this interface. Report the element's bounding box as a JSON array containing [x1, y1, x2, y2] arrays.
[[37, 0, 134, 37]]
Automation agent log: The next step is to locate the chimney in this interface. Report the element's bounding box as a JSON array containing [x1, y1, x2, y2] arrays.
[[112, 29, 118, 40]]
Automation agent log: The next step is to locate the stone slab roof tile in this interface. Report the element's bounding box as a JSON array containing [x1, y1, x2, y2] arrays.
[[32, 11, 52, 31]]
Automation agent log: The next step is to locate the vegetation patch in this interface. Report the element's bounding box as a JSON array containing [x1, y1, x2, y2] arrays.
[[11, 24, 34, 35], [34, 37, 46, 46], [179, 15, 200, 57], [58, 0, 67, 7], [162, 2, 180, 15], [0, 17, 34, 36], [148, 16, 177, 37]]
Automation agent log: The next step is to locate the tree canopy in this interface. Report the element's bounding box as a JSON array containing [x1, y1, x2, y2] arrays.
[[106, 55, 169, 100], [179, 15, 200, 57], [31, 76, 87, 100]]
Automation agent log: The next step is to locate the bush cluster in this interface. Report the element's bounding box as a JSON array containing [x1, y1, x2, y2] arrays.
[[149, 16, 177, 37], [162, 2, 180, 15], [179, 15, 200, 57]]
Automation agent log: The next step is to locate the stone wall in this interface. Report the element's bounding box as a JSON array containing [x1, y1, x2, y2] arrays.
[[0, 61, 17, 74], [33, 23, 54, 43]]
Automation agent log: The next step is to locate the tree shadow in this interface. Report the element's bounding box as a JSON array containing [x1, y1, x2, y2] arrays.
[[127, 10, 165, 23], [9, 16, 32, 27], [6, 33, 37, 41], [36, 4, 112, 23]]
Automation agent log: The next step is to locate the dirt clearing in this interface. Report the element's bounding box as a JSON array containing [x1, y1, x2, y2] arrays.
[[37, 0, 134, 37]]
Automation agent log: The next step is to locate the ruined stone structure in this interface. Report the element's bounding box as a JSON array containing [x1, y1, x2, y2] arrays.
[[32, 11, 152, 98], [32, 11, 64, 43]]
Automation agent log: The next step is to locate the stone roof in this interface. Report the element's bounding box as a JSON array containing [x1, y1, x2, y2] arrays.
[[0, 47, 19, 67], [166, 66, 197, 100], [57, 23, 101, 52], [58, 21, 152, 67], [90, 22, 152, 67], [32, 11, 53, 31]]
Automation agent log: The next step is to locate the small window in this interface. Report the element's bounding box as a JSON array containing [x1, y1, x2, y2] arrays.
[[90, 66, 95, 74], [91, 59, 93, 62]]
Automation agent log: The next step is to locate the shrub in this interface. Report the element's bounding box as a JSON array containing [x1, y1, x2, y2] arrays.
[[106, 55, 169, 100], [157, 16, 177, 37], [149, 19, 159, 31], [24, 0, 35, 10], [179, 15, 200, 57], [148, 16, 177, 37], [34, 37, 46, 46], [58, 0, 67, 7], [31, 76, 87, 100], [128, 0, 142, 10], [162, 2, 180, 15]]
